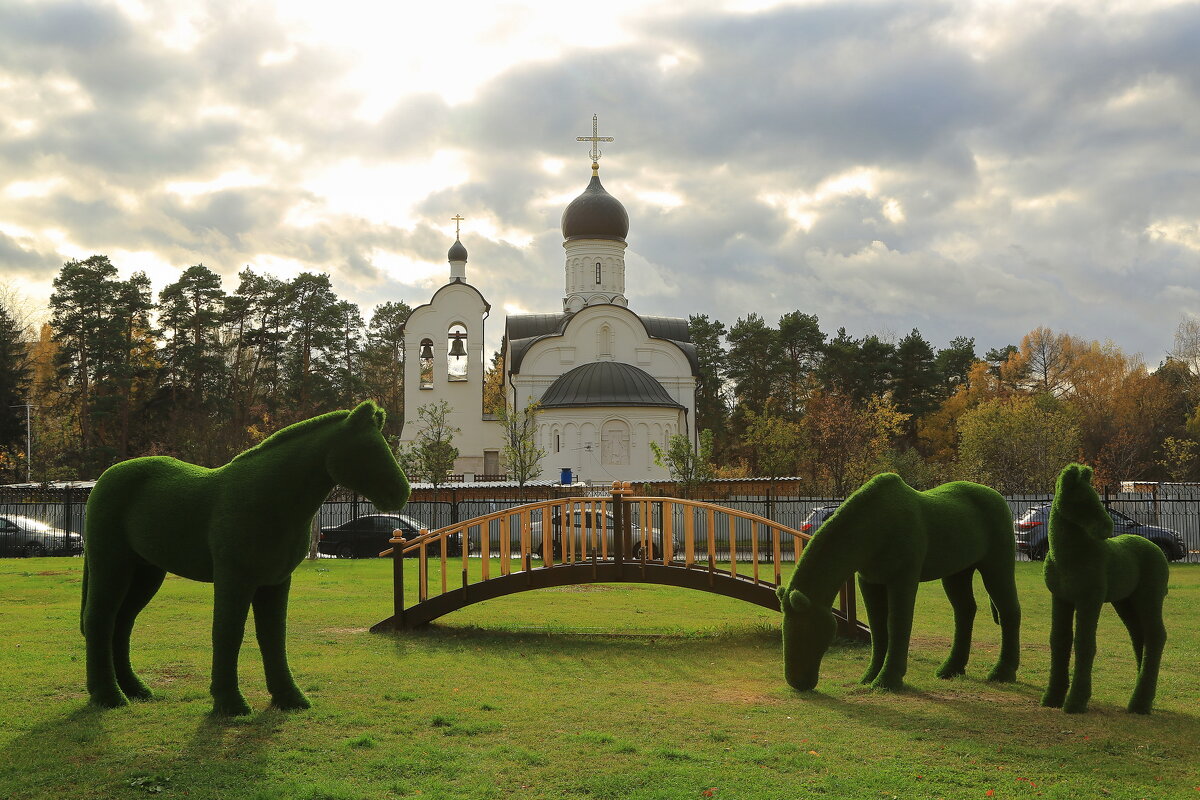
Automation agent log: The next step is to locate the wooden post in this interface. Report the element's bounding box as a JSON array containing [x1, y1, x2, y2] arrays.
[[611, 481, 625, 566], [392, 535, 406, 630]]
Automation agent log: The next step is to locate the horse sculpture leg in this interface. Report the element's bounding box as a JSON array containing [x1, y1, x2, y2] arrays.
[[84, 555, 135, 708], [873, 581, 918, 689], [936, 569, 976, 679], [111, 564, 166, 700], [210, 579, 255, 716], [979, 562, 1021, 683], [1126, 594, 1166, 715], [253, 578, 310, 711], [1063, 602, 1102, 713], [1041, 596, 1074, 708], [858, 577, 889, 685]]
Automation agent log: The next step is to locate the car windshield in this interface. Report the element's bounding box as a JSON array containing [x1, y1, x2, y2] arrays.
[[1108, 509, 1135, 524]]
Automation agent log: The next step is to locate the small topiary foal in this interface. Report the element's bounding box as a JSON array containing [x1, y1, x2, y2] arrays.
[[82, 400, 410, 715], [778, 473, 1021, 691], [1042, 463, 1168, 714]]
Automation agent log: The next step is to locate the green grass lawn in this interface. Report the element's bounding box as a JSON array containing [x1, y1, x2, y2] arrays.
[[1, 558, 1197, 800]]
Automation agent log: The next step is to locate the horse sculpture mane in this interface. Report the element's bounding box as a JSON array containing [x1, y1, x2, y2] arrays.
[[778, 472, 1021, 692], [1041, 463, 1168, 714], [82, 400, 409, 715]]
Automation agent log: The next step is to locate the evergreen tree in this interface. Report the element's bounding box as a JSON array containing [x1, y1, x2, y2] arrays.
[[891, 328, 940, 444], [0, 300, 31, 480], [774, 311, 825, 419], [157, 264, 226, 408], [726, 312, 780, 412], [688, 314, 728, 440]]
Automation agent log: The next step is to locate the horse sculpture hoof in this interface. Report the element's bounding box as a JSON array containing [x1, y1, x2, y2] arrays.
[[270, 689, 311, 711], [90, 689, 130, 709], [212, 693, 253, 717], [985, 666, 1017, 683], [935, 664, 966, 679]]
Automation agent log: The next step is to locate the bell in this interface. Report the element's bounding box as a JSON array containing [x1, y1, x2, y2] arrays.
[[419, 341, 434, 360], [448, 335, 467, 358]]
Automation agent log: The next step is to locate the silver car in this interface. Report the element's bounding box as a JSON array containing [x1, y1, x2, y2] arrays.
[[0, 515, 82, 557]]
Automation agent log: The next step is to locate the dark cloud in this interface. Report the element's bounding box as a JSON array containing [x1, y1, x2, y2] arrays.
[[1, 1, 1198, 360]]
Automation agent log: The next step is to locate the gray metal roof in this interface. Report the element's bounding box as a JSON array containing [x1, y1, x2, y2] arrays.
[[538, 361, 684, 409], [505, 308, 698, 376]]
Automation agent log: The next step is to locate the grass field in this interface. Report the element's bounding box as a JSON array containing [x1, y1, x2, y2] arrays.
[[0, 557, 1197, 799]]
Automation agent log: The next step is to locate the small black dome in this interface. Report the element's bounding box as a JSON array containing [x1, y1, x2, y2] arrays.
[[539, 362, 681, 409], [560, 175, 628, 241], [447, 237, 468, 262]]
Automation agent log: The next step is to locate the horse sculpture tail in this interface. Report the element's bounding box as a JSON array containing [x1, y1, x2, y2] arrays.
[[80, 555, 88, 636]]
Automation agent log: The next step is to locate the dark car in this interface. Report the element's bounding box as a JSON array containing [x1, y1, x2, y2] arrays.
[[1014, 503, 1187, 561], [317, 513, 459, 559], [0, 515, 82, 557], [800, 504, 841, 535]]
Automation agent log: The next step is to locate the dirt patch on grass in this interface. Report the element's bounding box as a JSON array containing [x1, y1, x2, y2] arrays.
[[32, 570, 71, 577], [322, 627, 369, 634], [542, 585, 616, 593], [710, 685, 784, 705]]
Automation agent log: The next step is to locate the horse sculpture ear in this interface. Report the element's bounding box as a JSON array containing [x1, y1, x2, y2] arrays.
[[373, 407, 386, 430], [348, 401, 377, 428], [777, 589, 813, 612]]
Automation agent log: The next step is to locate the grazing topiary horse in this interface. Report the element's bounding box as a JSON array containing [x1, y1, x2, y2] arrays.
[[1041, 463, 1168, 714], [778, 473, 1021, 691], [82, 400, 410, 715]]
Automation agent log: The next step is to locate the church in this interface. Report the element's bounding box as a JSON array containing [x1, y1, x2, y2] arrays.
[[397, 120, 698, 484]]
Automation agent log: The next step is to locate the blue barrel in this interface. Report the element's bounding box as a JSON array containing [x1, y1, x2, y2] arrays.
[[560, 467, 573, 485]]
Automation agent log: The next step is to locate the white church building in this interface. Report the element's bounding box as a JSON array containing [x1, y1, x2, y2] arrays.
[[398, 129, 698, 484]]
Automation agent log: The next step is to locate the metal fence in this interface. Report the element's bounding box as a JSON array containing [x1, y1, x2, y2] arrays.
[[4, 486, 1198, 563]]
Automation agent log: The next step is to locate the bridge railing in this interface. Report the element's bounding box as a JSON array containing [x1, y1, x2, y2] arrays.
[[378, 481, 862, 633]]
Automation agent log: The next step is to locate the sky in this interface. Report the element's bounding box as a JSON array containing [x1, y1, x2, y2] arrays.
[[0, 0, 1197, 363]]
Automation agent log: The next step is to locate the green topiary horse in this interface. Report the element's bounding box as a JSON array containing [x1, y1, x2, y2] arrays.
[[778, 473, 1021, 691], [82, 400, 410, 716], [1041, 463, 1168, 714]]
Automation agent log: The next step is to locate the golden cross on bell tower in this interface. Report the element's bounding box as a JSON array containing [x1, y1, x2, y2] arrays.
[[451, 213, 464, 238], [576, 114, 614, 176]]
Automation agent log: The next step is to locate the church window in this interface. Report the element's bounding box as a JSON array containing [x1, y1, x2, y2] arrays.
[[598, 324, 612, 358], [447, 324, 468, 382], [595, 262, 602, 284], [555, 433, 561, 453]]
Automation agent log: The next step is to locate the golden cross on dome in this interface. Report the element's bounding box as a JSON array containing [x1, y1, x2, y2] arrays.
[[451, 213, 464, 237], [576, 114, 614, 174]]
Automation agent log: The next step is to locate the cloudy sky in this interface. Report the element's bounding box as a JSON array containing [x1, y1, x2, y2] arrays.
[[1, 0, 1197, 362]]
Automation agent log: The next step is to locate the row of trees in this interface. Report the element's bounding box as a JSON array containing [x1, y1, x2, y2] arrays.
[[1, 255, 1198, 492], [0, 256, 412, 480], [687, 312, 1200, 493]]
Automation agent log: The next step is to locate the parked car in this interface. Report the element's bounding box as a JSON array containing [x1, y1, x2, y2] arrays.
[[800, 504, 842, 535], [530, 508, 676, 560], [1014, 503, 1187, 561], [0, 515, 82, 557], [317, 513, 459, 559]]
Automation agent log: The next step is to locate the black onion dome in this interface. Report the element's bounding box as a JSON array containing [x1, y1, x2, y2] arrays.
[[539, 362, 682, 409], [447, 237, 468, 261], [560, 174, 629, 241]]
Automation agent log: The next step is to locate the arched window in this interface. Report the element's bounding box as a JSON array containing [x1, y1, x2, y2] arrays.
[[447, 324, 467, 382], [419, 338, 434, 389], [595, 261, 602, 284], [598, 324, 612, 358]]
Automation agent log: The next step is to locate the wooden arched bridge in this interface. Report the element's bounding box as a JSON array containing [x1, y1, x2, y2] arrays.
[[370, 482, 868, 638]]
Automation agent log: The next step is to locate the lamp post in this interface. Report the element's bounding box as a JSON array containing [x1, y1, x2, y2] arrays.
[[10, 403, 34, 483]]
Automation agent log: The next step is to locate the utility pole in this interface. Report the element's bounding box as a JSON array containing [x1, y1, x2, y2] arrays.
[[10, 403, 35, 483]]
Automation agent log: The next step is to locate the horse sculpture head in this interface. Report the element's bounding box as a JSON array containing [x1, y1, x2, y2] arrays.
[[326, 400, 411, 511], [1050, 463, 1111, 544], [777, 585, 837, 691]]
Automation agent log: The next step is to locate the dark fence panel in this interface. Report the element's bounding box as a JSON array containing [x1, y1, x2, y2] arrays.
[[2, 485, 1196, 563]]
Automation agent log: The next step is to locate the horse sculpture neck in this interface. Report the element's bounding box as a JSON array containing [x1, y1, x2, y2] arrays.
[[221, 411, 346, 524], [791, 490, 879, 606]]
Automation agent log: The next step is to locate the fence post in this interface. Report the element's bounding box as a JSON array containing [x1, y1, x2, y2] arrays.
[[63, 486, 74, 537]]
